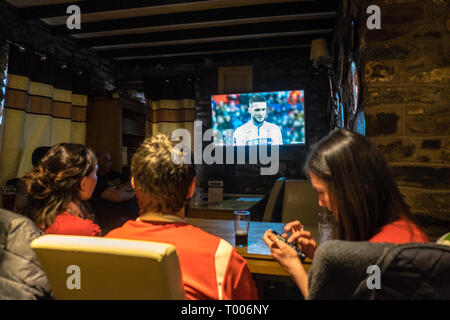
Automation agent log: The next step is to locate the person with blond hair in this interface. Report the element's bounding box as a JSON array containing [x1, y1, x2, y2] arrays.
[[106, 134, 258, 300]]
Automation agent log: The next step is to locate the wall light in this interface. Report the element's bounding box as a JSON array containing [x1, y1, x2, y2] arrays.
[[310, 38, 330, 67]]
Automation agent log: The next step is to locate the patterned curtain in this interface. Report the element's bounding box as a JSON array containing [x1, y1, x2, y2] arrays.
[[0, 45, 89, 184], [144, 77, 196, 142]]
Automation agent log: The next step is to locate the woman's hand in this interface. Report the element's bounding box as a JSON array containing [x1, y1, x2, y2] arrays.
[[263, 230, 303, 275], [283, 220, 318, 260], [263, 229, 310, 298]]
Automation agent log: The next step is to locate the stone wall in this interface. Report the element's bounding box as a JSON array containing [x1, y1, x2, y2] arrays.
[[335, 0, 450, 234], [0, 1, 114, 96]]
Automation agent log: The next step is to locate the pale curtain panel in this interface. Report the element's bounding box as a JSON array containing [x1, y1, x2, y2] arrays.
[[0, 108, 26, 184], [150, 121, 195, 138], [0, 46, 89, 184], [144, 77, 196, 150], [71, 94, 88, 145], [16, 114, 53, 176]]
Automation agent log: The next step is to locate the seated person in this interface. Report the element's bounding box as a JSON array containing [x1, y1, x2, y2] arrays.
[[92, 151, 135, 202], [18, 143, 101, 236], [6, 146, 51, 188], [0, 208, 52, 299], [263, 129, 429, 299], [89, 151, 137, 234], [105, 134, 258, 300], [13, 146, 52, 213]]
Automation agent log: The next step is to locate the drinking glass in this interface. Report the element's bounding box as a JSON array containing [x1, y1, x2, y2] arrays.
[[318, 211, 333, 244], [233, 211, 250, 247], [193, 187, 203, 206]]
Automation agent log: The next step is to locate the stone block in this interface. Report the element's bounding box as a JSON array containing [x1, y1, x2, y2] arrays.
[[400, 187, 450, 221], [365, 62, 395, 82], [406, 117, 450, 136], [418, 47, 448, 69], [405, 63, 426, 73], [431, 0, 447, 7], [379, 0, 421, 4], [425, 0, 449, 18], [421, 139, 442, 149], [442, 139, 450, 162], [376, 140, 415, 161], [414, 138, 448, 163], [422, 31, 442, 39], [408, 67, 450, 83], [382, 5, 424, 24], [366, 43, 416, 61], [392, 165, 450, 188], [407, 104, 450, 117], [366, 30, 403, 43], [365, 107, 402, 136], [373, 137, 448, 164], [406, 105, 450, 136], [364, 86, 445, 105]]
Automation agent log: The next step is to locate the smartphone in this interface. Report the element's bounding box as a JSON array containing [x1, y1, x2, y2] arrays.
[[272, 231, 306, 262]]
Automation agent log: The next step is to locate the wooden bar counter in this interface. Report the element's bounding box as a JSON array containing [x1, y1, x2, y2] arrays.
[[189, 194, 264, 220], [187, 218, 317, 276]]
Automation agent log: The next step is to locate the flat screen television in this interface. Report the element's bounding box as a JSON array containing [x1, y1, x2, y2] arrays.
[[211, 90, 305, 146]]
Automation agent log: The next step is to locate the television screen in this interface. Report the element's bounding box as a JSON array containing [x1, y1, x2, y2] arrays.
[[211, 90, 305, 146]]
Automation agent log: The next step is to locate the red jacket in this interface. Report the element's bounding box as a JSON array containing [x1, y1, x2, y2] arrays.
[[105, 214, 258, 300], [370, 217, 429, 243], [45, 211, 102, 236]]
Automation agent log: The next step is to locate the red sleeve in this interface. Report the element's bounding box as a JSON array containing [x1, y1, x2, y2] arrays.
[[223, 249, 258, 300], [370, 218, 429, 243], [45, 212, 102, 237]]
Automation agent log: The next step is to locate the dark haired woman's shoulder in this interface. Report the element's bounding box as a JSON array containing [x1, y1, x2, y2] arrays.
[[45, 212, 102, 237], [370, 216, 429, 244]]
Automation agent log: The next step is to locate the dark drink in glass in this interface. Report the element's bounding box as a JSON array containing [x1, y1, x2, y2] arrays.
[[235, 230, 248, 247], [234, 210, 250, 247]]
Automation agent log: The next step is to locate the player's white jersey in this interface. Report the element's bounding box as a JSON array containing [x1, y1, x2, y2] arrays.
[[233, 121, 283, 146]]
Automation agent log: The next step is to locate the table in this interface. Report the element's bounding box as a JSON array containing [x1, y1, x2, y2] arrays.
[[187, 218, 317, 277], [189, 194, 264, 220]]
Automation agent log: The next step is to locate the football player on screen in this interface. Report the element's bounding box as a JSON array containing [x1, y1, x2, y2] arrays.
[[233, 94, 283, 146]]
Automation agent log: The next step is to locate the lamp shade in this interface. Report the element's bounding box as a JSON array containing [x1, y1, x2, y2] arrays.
[[310, 38, 329, 60]]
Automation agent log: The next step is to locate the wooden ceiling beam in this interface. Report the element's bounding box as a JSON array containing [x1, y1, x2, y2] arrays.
[[92, 29, 333, 51], [5, 0, 82, 8], [49, 2, 337, 34], [100, 33, 332, 59], [77, 18, 336, 49], [113, 46, 312, 67], [18, 0, 311, 21], [113, 45, 311, 61], [71, 12, 336, 39]]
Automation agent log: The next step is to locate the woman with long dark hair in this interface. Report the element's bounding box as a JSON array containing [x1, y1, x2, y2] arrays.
[[19, 143, 101, 236], [263, 129, 428, 297]]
